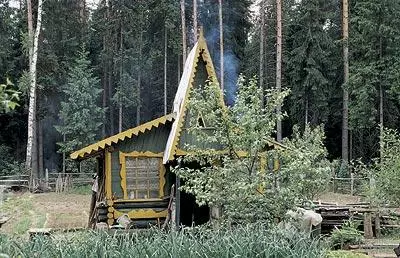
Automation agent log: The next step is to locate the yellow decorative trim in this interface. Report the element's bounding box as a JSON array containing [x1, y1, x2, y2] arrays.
[[119, 152, 127, 199], [114, 208, 168, 220], [119, 152, 166, 200], [105, 151, 112, 200], [258, 156, 267, 193], [166, 46, 201, 162], [70, 114, 175, 160], [114, 198, 163, 203], [175, 148, 247, 157], [274, 158, 280, 171], [121, 151, 163, 158], [159, 161, 166, 197]]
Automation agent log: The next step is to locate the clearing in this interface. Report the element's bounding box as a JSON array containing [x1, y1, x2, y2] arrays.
[[0, 190, 91, 235]]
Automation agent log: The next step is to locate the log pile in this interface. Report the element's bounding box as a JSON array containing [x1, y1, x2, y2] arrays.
[[314, 202, 400, 237]]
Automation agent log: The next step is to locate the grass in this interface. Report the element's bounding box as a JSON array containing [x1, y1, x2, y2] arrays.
[[0, 224, 328, 258], [67, 185, 91, 195], [327, 250, 370, 258]]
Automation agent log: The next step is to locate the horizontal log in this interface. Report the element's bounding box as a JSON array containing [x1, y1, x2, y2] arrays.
[[113, 201, 168, 209]]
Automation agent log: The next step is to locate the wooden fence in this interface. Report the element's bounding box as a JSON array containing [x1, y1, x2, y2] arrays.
[[330, 174, 370, 195], [0, 172, 93, 192]]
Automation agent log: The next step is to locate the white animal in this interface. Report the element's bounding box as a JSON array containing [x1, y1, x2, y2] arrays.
[[285, 207, 323, 235]]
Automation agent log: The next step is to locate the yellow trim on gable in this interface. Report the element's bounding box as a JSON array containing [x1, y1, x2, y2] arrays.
[[70, 114, 174, 160], [166, 34, 223, 162]]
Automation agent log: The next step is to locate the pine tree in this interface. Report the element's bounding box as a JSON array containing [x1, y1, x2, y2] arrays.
[[285, 0, 338, 127], [350, 0, 400, 159], [56, 48, 104, 156]]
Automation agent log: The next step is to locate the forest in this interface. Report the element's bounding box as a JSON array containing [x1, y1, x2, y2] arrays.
[[1, 0, 399, 179]]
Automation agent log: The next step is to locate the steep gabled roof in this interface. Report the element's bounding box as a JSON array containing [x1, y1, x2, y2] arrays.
[[163, 31, 219, 164], [70, 114, 175, 160]]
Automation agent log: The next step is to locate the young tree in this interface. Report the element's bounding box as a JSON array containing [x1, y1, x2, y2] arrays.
[[174, 77, 330, 222], [56, 48, 104, 164]]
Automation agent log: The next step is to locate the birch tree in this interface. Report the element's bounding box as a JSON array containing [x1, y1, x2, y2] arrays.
[[181, 0, 187, 63], [193, 0, 198, 41], [26, 0, 43, 179]]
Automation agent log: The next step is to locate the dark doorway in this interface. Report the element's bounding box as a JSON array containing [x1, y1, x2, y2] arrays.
[[179, 184, 210, 226]]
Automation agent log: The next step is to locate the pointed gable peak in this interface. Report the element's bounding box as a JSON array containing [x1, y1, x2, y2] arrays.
[[163, 32, 222, 164]]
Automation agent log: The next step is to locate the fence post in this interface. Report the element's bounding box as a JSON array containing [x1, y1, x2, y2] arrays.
[[45, 168, 49, 188], [350, 173, 354, 195]]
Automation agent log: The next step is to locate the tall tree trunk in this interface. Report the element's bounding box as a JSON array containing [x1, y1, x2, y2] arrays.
[[164, 26, 168, 116], [178, 54, 181, 81], [180, 0, 187, 64], [219, 0, 224, 92], [26, 0, 43, 181], [193, 0, 198, 42], [276, 0, 282, 142], [79, 0, 86, 23], [102, 0, 109, 137], [119, 22, 123, 133], [38, 120, 43, 178], [342, 0, 349, 166], [379, 35, 383, 160], [305, 96, 309, 125], [109, 66, 114, 135], [136, 30, 143, 126], [259, 0, 265, 108], [108, 2, 115, 135]]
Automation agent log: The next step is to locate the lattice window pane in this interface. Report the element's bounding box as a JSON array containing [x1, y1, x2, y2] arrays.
[[125, 157, 161, 199]]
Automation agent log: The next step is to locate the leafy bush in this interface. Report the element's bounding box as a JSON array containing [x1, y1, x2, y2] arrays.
[[329, 221, 364, 249], [0, 224, 328, 257], [174, 77, 331, 222]]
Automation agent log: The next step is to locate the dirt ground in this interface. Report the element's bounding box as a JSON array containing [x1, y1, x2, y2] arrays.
[[0, 191, 91, 235], [315, 192, 363, 205]]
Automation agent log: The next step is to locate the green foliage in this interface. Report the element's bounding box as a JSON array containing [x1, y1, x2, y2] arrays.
[[0, 224, 327, 257], [55, 47, 104, 155], [280, 124, 332, 200], [349, 0, 400, 159], [0, 79, 20, 112], [174, 77, 330, 222], [327, 250, 370, 258], [352, 127, 400, 206], [329, 221, 364, 249], [285, 0, 339, 127], [374, 128, 400, 206]]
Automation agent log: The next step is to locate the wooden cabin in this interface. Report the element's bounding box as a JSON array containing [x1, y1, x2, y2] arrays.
[[71, 32, 282, 228]]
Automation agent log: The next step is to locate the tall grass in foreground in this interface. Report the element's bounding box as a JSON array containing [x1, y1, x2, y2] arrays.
[[0, 224, 327, 258]]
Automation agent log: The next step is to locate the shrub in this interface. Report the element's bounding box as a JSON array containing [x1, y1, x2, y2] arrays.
[[329, 221, 364, 249]]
